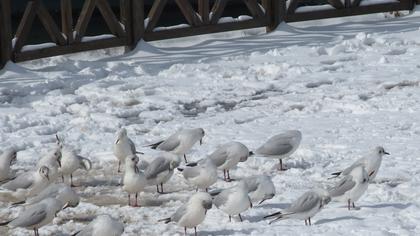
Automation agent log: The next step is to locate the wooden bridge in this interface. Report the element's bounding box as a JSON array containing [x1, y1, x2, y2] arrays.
[[0, 0, 417, 69]]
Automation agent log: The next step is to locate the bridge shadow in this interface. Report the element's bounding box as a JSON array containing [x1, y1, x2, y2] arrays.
[[2, 11, 420, 101], [106, 11, 420, 75]]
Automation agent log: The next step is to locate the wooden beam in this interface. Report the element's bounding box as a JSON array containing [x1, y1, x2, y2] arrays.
[[242, 0, 265, 18], [145, 0, 168, 32], [0, 0, 12, 69], [198, 0, 210, 24], [328, 0, 345, 8], [38, 2, 67, 46], [121, 0, 131, 46], [175, 0, 202, 26], [287, 0, 300, 14], [96, 0, 125, 37], [13, 0, 40, 55], [144, 18, 268, 41], [14, 37, 126, 62], [285, 2, 411, 22], [131, 0, 144, 48], [61, 0, 73, 44], [74, 0, 97, 42], [210, 0, 228, 24]]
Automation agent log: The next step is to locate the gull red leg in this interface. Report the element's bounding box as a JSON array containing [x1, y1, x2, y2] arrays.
[[118, 161, 121, 173], [184, 154, 188, 163], [348, 199, 351, 210], [309, 217, 311, 226], [194, 227, 197, 236], [239, 214, 243, 222], [128, 194, 131, 206]]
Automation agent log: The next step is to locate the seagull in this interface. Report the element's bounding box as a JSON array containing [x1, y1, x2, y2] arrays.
[[328, 165, 369, 210], [254, 130, 302, 171], [159, 192, 212, 236], [0, 166, 51, 201], [148, 128, 205, 163], [145, 153, 181, 193], [264, 189, 331, 225], [207, 141, 250, 182], [330, 146, 389, 182], [72, 214, 124, 236], [113, 128, 142, 173], [178, 157, 217, 192], [213, 181, 252, 222], [0, 148, 18, 183], [242, 175, 276, 205], [12, 183, 79, 209], [60, 147, 92, 187], [0, 197, 69, 236], [123, 155, 147, 207], [37, 146, 62, 182]]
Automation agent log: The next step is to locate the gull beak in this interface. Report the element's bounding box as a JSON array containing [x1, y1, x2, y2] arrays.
[[369, 171, 375, 177], [384, 151, 390, 155], [46, 175, 50, 181], [57, 159, 62, 168], [115, 139, 119, 144]]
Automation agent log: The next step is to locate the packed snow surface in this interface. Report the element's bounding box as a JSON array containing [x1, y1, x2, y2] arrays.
[[1, 9, 420, 236]]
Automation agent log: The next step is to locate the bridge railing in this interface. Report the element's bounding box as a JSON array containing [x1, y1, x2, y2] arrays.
[[0, 0, 416, 70]]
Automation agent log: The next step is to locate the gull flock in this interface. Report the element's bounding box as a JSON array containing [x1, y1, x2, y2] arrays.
[[0, 128, 388, 236]]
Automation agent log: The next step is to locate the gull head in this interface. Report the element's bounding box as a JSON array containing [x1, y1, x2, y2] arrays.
[[55, 134, 63, 149], [115, 128, 128, 144], [52, 147, 63, 168], [192, 128, 205, 145], [3, 148, 18, 166], [375, 146, 390, 157], [59, 187, 80, 208], [126, 154, 140, 173], [191, 192, 213, 210], [38, 166, 50, 181]]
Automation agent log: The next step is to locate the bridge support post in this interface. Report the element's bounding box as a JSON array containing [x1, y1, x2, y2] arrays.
[[0, 0, 12, 70], [265, 0, 286, 32], [127, 0, 144, 50]]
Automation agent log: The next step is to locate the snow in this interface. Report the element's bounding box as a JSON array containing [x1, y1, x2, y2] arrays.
[[1, 8, 420, 236]]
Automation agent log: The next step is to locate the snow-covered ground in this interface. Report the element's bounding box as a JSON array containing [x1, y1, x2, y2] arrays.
[[1, 8, 420, 236]]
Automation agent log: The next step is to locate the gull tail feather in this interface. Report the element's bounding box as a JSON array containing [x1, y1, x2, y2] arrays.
[[0, 176, 16, 185], [71, 231, 81, 236], [11, 200, 26, 207], [158, 217, 171, 224], [329, 171, 342, 179], [264, 211, 282, 219], [186, 162, 198, 167], [209, 189, 223, 197], [146, 141, 164, 150], [0, 219, 12, 226]]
